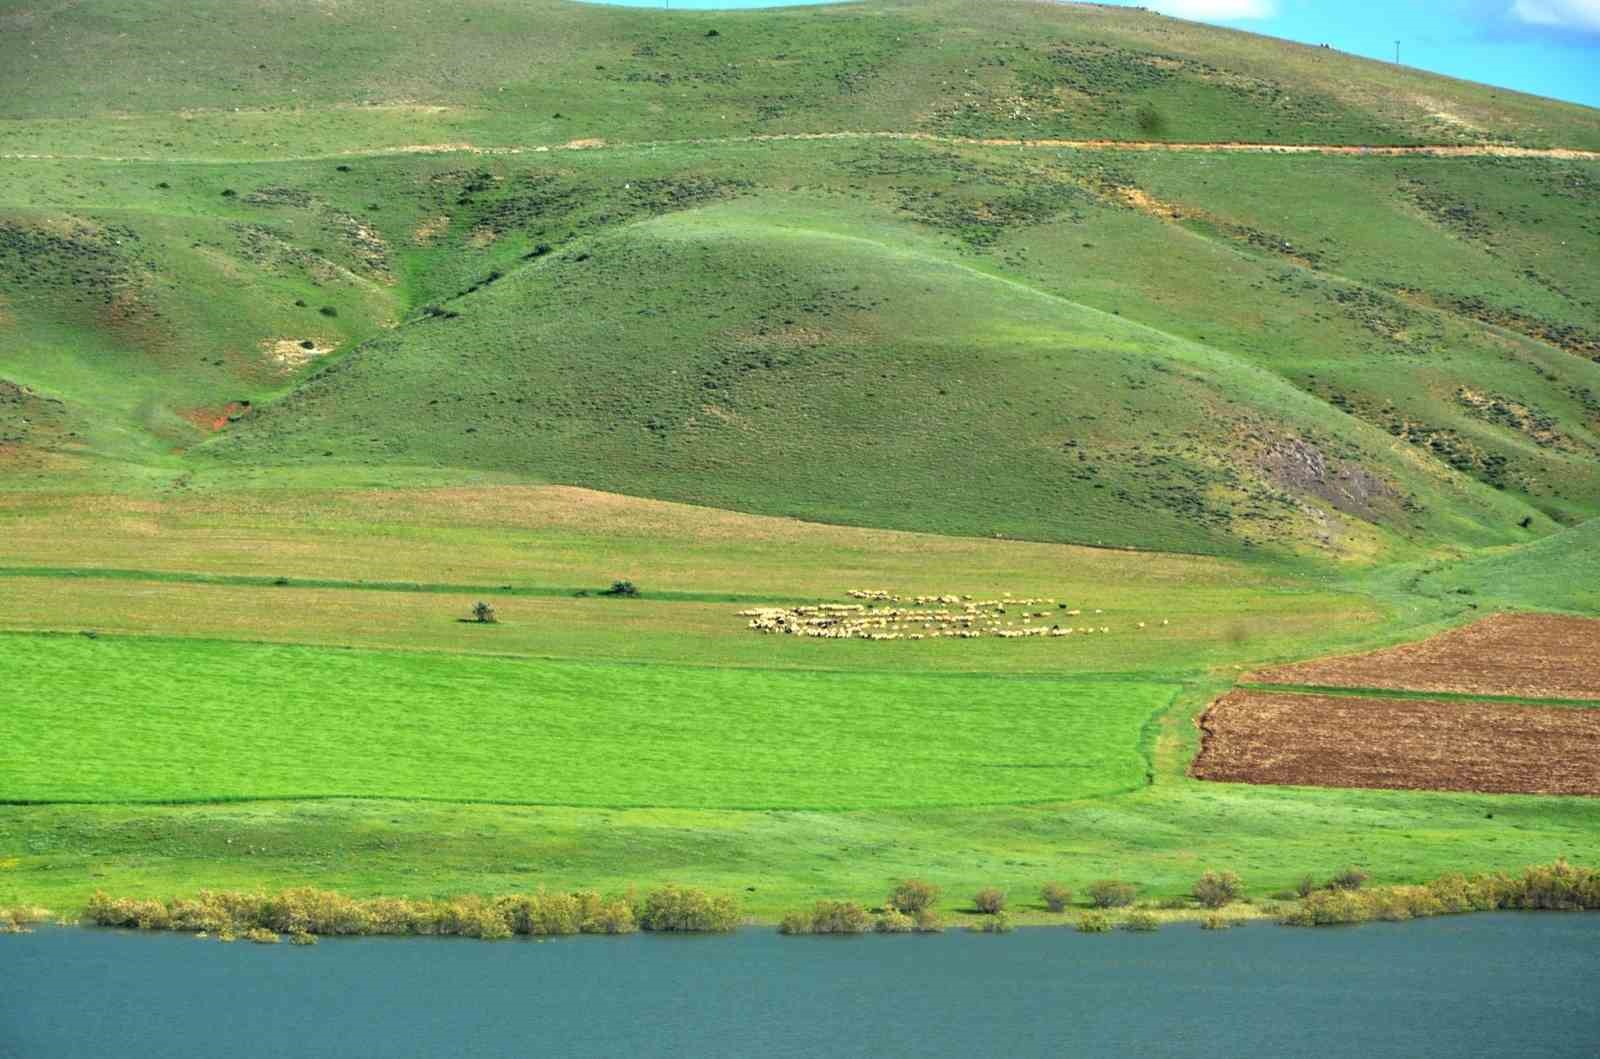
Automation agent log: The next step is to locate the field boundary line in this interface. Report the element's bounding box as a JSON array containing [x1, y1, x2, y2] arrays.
[[4, 132, 1598, 164], [0, 565, 784, 605], [1236, 682, 1600, 709], [0, 628, 1195, 685]]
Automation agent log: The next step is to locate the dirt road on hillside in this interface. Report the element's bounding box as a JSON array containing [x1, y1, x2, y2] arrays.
[[5, 131, 1598, 164]]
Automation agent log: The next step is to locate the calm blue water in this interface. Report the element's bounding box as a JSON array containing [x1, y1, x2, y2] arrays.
[[3, 915, 1598, 1059]]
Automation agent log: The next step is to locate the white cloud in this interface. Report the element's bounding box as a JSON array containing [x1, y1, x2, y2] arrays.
[[1146, 0, 1277, 19], [1510, 0, 1600, 30]]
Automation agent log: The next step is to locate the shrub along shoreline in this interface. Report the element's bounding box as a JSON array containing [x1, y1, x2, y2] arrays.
[[31, 862, 1596, 944]]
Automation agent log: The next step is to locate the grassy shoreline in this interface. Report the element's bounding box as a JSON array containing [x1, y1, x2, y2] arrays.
[[8, 861, 1594, 940]]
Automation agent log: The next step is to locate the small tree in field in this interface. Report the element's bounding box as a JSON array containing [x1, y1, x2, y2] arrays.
[[471, 601, 498, 624]]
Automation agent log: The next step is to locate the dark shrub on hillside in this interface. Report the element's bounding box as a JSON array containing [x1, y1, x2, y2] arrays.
[[973, 887, 1007, 914], [470, 600, 497, 624], [637, 885, 739, 933], [602, 579, 639, 597], [318, 305, 338, 317], [1086, 880, 1136, 908], [1328, 867, 1368, 892], [889, 879, 940, 914], [1040, 881, 1072, 913], [1192, 870, 1244, 909]]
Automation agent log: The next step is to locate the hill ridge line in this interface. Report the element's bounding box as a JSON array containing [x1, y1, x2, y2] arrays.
[[5, 132, 1598, 164]]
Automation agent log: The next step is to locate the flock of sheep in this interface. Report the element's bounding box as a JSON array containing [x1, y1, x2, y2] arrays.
[[738, 589, 1168, 642]]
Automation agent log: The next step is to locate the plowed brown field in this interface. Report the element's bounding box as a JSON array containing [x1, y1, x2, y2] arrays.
[[1248, 613, 1600, 701], [1193, 690, 1600, 796]]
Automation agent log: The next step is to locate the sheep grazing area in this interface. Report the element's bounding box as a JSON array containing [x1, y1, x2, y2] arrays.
[[739, 590, 1146, 641], [1193, 689, 1600, 797], [1248, 613, 1600, 702]]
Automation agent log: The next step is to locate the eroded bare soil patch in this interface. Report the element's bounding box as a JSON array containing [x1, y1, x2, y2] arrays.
[[1194, 689, 1600, 796]]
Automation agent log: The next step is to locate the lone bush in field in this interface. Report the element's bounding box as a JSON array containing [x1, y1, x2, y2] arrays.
[[973, 887, 1007, 914], [1327, 866, 1369, 892], [1086, 879, 1136, 908], [889, 878, 940, 915], [470, 600, 497, 624], [1040, 881, 1072, 913], [1192, 870, 1244, 909], [602, 579, 639, 597]]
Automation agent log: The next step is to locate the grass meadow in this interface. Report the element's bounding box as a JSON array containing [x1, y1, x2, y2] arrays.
[[0, 633, 1172, 809]]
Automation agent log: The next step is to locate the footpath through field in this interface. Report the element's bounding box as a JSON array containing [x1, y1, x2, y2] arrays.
[[5, 132, 1598, 164]]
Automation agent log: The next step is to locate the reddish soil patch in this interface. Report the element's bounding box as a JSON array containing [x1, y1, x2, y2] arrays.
[[1194, 690, 1600, 796], [1248, 613, 1600, 701], [179, 401, 249, 433]]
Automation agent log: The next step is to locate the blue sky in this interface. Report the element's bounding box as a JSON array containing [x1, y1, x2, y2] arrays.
[[1105, 1, 1600, 108]]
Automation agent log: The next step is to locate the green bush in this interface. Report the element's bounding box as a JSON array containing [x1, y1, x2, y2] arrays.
[[874, 908, 914, 933], [1513, 859, 1600, 910], [637, 885, 739, 933], [243, 927, 280, 944], [1122, 910, 1160, 932], [470, 601, 498, 624], [1328, 867, 1369, 892], [968, 911, 1013, 933], [1040, 881, 1072, 913], [1076, 911, 1112, 933], [289, 930, 317, 946], [889, 878, 940, 914], [602, 580, 640, 597], [1296, 875, 1318, 898], [778, 910, 813, 935], [1192, 870, 1244, 909], [1086, 880, 1136, 908], [808, 900, 871, 934], [973, 887, 1007, 914]]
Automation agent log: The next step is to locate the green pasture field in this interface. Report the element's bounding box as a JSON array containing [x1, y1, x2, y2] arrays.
[[0, 634, 1174, 809], [3, 675, 1596, 921]]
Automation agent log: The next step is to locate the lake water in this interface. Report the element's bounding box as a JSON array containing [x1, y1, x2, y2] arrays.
[[3, 914, 1597, 1058]]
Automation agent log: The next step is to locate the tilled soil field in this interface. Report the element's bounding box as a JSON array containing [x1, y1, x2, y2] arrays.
[[1248, 613, 1600, 701], [1193, 689, 1600, 796]]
